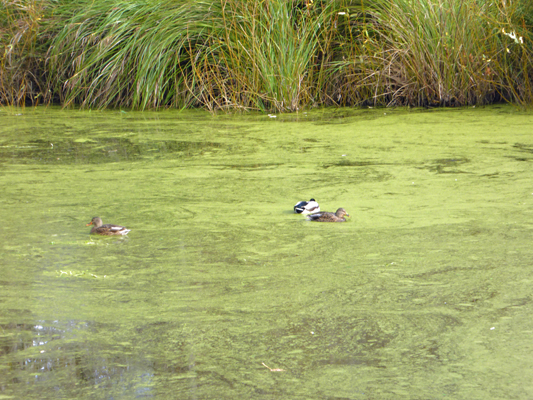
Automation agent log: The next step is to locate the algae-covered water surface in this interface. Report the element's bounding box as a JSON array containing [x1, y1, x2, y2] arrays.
[[1, 106, 533, 399]]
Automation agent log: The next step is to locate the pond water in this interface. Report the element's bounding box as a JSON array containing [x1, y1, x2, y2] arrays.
[[1, 105, 533, 399]]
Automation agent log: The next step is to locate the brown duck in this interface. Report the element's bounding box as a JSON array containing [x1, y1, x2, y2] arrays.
[[306, 208, 349, 222], [86, 217, 131, 235]]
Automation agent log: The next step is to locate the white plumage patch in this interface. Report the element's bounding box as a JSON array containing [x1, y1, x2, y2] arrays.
[[110, 226, 131, 234], [294, 199, 320, 214]]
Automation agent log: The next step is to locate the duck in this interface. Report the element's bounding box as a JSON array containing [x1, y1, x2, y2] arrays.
[[294, 198, 320, 214], [86, 217, 131, 235], [306, 208, 349, 222]]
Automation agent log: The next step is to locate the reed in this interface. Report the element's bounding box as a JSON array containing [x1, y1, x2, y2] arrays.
[[46, 0, 339, 112], [328, 0, 533, 107], [0, 0, 50, 106], [192, 0, 336, 112], [46, 0, 209, 109], [2, 0, 533, 110]]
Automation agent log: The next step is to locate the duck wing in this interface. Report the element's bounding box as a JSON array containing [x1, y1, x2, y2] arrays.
[[96, 224, 131, 235], [306, 211, 331, 221]]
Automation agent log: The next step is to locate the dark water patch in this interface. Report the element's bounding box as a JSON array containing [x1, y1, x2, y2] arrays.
[[0, 138, 224, 165], [509, 143, 533, 162], [0, 321, 72, 358], [477, 140, 508, 145], [226, 163, 283, 171], [432, 157, 469, 165], [480, 172, 500, 177], [512, 143, 533, 153], [422, 157, 471, 174], [323, 160, 392, 168], [0, 319, 156, 398]]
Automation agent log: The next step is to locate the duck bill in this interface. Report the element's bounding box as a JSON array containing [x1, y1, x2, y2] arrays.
[[86, 222, 93, 226]]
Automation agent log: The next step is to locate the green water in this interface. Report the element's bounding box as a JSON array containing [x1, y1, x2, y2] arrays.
[[1, 105, 533, 399]]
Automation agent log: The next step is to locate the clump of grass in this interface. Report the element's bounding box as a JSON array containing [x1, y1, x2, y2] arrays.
[[378, 0, 501, 106], [328, 0, 533, 107], [46, 0, 209, 109], [191, 0, 337, 112], [0, 0, 50, 106], [494, 0, 533, 105]]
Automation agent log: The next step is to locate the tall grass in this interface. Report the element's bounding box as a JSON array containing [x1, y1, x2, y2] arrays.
[[0, 0, 51, 106], [328, 0, 533, 107], [192, 0, 336, 111], [46, 0, 210, 109], [2, 0, 533, 110], [46, 0, 339, 112], [377, 0, 501, 106]]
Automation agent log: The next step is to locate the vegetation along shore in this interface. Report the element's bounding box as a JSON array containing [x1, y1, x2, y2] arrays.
[[1, 0, 533, 112]]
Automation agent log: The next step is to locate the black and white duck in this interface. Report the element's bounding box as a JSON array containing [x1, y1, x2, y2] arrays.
[[294, 198, 320, 214]]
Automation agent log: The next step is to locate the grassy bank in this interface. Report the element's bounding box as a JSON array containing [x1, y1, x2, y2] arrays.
[[1, 0, 532, 111]]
